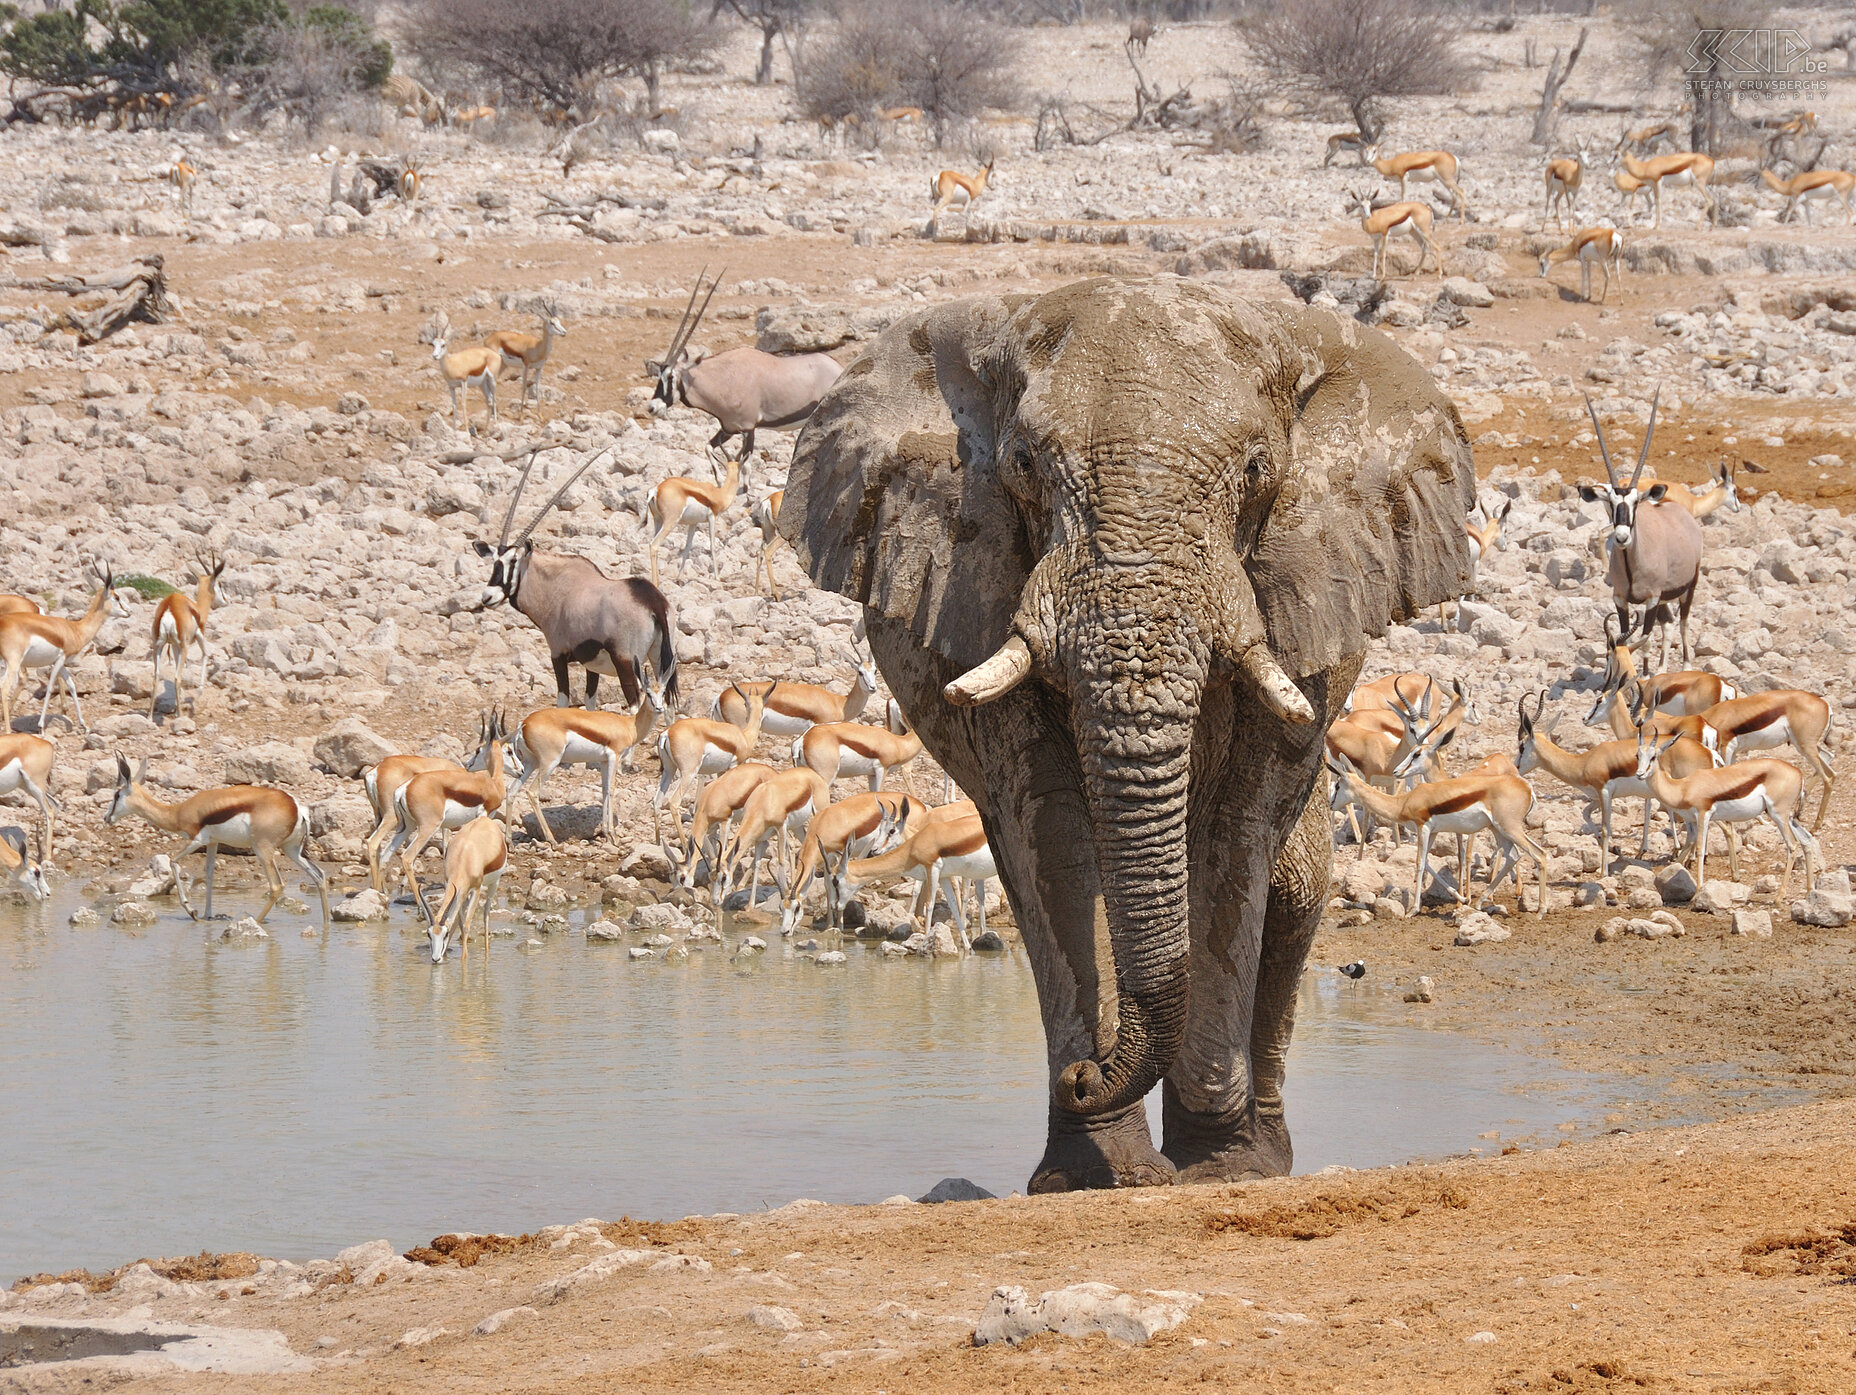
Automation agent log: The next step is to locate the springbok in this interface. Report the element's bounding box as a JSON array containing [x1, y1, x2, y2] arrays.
[[1544, 143, 1586, 229], [1323, 130, 1372, 167], [1616, 121, 1678, 158], [1517, 691, 1714, 865], [663, 760, 777, 894], [1577, 392, 1702, 671], [1349, 672, 1448, 719], [1636, 729, 1815, 898], [0, 595, 41, 616], [1326, 687, 1456, 849], [485, 302, 568, 410], [361, 716, 507, 893], [1, 825, 48, 900], [0, 733, 58, 857], [432, 321, 499, 430], [1128, 15, 1156, 55], [512, 663, 671, 844], [382, 712, 512, 922], [778, 788, 921, 934], [1348, 189, 1442, 279], [1640, 459, 1739, 522], [1455, 496, 1513, 614], [749, 489, 785, 598], [1362, 145, 1468, 217], [793, 708, 922, 794], [880, 105, 924, 125], [930, 159, 994, 226], [717, 765, 829, 907], [711, 647, 879, 737], [827, 810, 998, 947], [1613, 168, 1654, 224], [644, 449, 748, 586], [1759, 167, 1855, 226], [1614, 150, 1715, 228], [169, 158, 195, 215], [647, 268, 843, 460], [398, 161, 421, 203], [106, 756, 330, 929], [654, 684, 772, 837], [471, 451, 679, 710], [0, 564, 127, 733], [1694, 688, 1836, 829], [426, 816, 507, 963], [1586, 616, 1736, 732], [1328, 754, 1548, 914], [1539, 227, 1624, 304], [149, 550, 226, 719]]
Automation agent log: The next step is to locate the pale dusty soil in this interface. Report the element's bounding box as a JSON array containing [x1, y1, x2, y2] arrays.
[[16, 1100, 1855, 1394]]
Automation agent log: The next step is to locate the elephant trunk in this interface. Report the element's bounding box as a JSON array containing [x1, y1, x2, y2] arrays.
[[947, 543, 1315, 1119], [1060, 702, 1196, 1117]]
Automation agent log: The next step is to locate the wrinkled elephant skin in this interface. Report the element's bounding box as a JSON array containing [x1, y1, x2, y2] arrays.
[[781, 277, 1473, 1191]]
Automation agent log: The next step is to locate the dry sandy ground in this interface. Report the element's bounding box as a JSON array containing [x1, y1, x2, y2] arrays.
[[10, 1099, 1851, 1394]]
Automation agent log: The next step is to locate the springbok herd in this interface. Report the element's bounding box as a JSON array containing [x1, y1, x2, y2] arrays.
[[0, 365, 1841, 961]]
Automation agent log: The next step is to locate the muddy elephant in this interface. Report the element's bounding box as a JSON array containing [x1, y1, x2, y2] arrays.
[[781, 277, 1473, 1191]]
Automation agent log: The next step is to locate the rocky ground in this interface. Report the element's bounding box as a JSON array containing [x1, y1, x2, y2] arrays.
[[4, 8, 1856, 1386]]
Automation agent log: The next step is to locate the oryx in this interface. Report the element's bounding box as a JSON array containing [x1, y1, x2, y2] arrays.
[[470, 449, 679, 711], [646, 266, 843, 460], [1576, 389, 1703, 671]]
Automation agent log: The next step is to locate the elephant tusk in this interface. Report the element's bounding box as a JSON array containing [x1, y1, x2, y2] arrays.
[[1242, 645, 1316, 725], [944, 634, 1032, 707]]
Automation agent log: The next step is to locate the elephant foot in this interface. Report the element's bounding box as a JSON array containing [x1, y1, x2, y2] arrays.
[[1161, 1085, 1292, 1183], [1028, 1103, 1175, 1193]]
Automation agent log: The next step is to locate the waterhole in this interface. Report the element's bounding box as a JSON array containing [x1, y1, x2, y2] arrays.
[[3, 886, 1634, 1278]]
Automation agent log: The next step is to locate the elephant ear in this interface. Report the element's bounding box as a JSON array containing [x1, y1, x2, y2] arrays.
[[782, 296, 1034, 671], [1247, 304, 1477, 679]]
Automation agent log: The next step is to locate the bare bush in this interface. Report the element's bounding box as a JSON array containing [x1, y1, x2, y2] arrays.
[[405, 0, 716, 121], [1621, 0, 1774, 157], [709, 0, 813, 86], [801, 2, 1016, 147], [1238, 0, 1473, 143]]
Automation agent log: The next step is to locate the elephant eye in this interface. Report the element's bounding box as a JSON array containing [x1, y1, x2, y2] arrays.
[[1242, 443, 1270, 491]]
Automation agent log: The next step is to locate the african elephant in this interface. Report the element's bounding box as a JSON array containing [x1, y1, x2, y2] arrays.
[[781, 278, 1473, 1192]]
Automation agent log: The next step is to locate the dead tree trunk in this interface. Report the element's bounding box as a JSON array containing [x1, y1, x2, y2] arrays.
[[14, 255, 170, 344], [1531, 26, 1587, 146]]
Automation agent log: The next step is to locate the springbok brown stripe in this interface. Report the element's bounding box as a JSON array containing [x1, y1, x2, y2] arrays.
[[1426, 788, 1490, 817], [1728, 705, 1784, 736], [1710, 768, 1771, 804]]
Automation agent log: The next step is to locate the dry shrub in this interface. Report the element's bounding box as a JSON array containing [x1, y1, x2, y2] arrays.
[[1206, 1178, 1469, 1240], [1741, 1221, 1856, 1278], [1238, 0, 1473, 142], [801, 1, 1017, 148]]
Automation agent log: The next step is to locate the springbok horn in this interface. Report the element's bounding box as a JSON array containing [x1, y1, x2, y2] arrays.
[[944, 635, 1031, 707], [498, 450, 541, 549], [1582, 393, 1617, 488], [1626, 386, 1660, 491], [513, 446, 614, 547]]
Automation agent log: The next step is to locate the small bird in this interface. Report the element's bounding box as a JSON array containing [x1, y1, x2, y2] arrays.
[[1339, 961, 1366, 980]]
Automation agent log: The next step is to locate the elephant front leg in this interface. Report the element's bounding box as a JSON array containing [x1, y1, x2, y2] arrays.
[[1164, 784, 1330, 1182]]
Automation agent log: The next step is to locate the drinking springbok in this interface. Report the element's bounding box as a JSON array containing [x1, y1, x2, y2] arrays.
[[426, 816, 507, 963], [362, 717, 506, 893], [825, 812, 999, 948], [662, 760, 777, 894], [381, 712, 512, 923], [1576, 391, 1703, 670], [0, 825, 48, 900], [0, 565, 127, 733], [0, 733, 58, 858], [105, 756, 330, 930], [778, 788, 921, 934], [471, 450, 678, 710], [717, 765, 829, 906], [646, 268, 842, 460]]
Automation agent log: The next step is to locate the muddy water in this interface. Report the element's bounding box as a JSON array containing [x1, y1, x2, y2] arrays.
[[4, 887, 1631, 1279]]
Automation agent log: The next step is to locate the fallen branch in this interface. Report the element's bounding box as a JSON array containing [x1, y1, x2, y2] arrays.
[[10, 254, 169, 344]]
